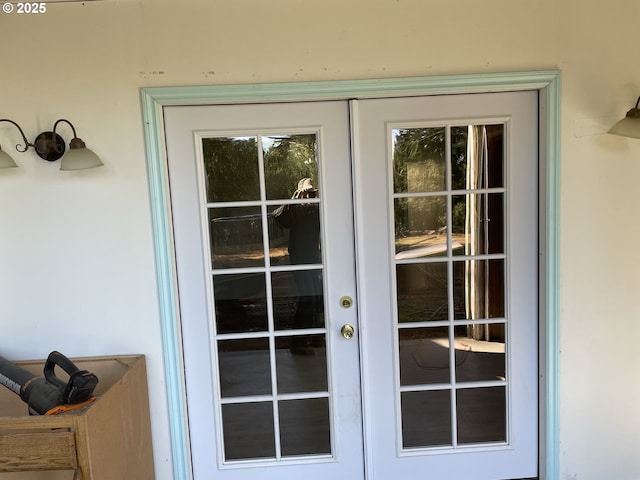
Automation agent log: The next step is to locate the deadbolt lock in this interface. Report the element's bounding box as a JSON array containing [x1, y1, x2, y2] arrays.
[[339, 296, 353, 309]]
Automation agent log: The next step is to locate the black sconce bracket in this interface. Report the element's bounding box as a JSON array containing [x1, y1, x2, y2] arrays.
[[0, 118, 103, 170]]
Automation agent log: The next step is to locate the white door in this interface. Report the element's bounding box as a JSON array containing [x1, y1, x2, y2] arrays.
[[164, 101, 364, 480], [163, 91, 538, 480], [353, 92, 538, 479]]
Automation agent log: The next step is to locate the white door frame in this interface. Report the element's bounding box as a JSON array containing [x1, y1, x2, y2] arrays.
[[140, 70, 561, 480]]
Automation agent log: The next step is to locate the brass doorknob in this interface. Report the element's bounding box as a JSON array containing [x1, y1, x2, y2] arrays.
[[341, 324, 355, 340]]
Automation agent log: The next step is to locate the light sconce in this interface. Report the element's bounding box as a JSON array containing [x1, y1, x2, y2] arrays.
[[608, 96, 640, 139], [0, 118, 103, 170]]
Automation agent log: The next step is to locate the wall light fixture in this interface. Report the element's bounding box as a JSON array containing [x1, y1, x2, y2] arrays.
[[608, 96, 640, 139], [0, 119, 103, 170]]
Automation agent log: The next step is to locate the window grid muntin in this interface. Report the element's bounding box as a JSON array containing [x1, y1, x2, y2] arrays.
[[195, 129, 335, 467], [389, 120, 510, 454]]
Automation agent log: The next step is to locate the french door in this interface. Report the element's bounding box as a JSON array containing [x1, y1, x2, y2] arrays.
[[163, 91, 538, 480]]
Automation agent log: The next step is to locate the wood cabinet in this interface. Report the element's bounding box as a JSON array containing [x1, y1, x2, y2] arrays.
[[0, 355, 155, 479]]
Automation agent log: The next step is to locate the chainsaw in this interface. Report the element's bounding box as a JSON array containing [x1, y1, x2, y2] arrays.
[[0, 351, 99, 415]]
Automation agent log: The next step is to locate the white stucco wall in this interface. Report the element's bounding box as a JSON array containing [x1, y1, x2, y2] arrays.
[[1, 1, 639, 479]]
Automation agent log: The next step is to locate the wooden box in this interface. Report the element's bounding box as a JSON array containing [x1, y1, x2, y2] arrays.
[[0, 355, 155, 480]]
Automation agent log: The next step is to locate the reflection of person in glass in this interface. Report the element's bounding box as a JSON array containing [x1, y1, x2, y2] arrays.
[[274, 178, 322, 354]]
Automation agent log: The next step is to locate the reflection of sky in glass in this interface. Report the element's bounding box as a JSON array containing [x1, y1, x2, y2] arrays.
[[261, 136, 281, 150], [392, 129, 400, 149], [228, 136, 253, 141], [262, 135, 317, 164]]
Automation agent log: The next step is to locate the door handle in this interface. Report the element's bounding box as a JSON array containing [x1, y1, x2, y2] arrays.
[[341, 324, 355, 340]]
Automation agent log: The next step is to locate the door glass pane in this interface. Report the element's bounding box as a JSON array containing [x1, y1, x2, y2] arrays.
[[393, 127, 446, 193], [222, 402, 275, 460], [454, 324, 506, 383], [271, 270, 324, 331], [456, 387, 506, 444], [213, 273, 268, 334], [276, 335, 328, 393], [401, 390, 452, 448], [218, 338, 271, 397], [392, 124, 509, 451], [451, 125, 504, 190], [279, 398, 331, 456], [202, 137, 261, 202], [271, 194, 322, 266], [202, 133, 332, 463], [209, 207, 264, 269], [264, 134, 319, 201], [399, 327, 450, 385], [394, 196, 448, 258], [452, 193, 505, 255], [396, 262, 448, 322], [452, 259, 505, 320], [268, 205, 290, 266]]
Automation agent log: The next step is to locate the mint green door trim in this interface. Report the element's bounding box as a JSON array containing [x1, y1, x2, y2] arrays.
[[140, 70, 561, 480]]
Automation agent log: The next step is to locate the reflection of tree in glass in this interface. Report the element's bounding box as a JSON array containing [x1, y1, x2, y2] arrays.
[[264, 135, 318, 200], [202, 137, 261, 203], [393, 128, 469, 237], [393, 127, 469, 193], [450, 126, 471, 190], [393, 128, 446, 194], [201, 135, 319, 203]]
